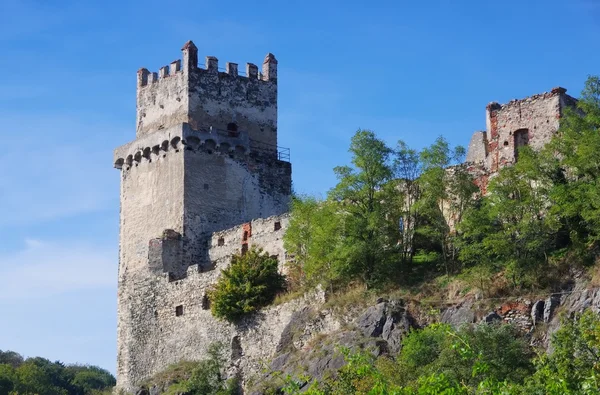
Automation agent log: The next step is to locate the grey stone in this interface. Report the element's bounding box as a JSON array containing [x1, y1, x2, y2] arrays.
[[441, 302, 475, 328], [531, 300, 545, 325], [544, 296, 561, 323], [483, 311, 502, 324], [355, 303, 387, 337]]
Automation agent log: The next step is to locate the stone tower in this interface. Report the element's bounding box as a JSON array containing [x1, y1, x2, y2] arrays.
[[113, 41, 292, 391]]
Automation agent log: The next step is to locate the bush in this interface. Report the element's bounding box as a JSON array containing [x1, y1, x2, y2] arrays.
[[209, 247, 286, 322]]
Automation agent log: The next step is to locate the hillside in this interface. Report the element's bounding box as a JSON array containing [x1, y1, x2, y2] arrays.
[[122, 76, 600, 394]]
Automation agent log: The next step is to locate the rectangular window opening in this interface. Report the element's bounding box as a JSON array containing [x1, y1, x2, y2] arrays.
[[175, 305, 183, 316], [217, 237, 225, 246], [274, 221, 281, 231]]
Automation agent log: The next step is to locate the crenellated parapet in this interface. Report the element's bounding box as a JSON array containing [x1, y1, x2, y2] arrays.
[[135, 41, 279, 152]]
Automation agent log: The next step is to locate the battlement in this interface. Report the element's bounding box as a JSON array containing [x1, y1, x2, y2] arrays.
[[137, 49, 277, 88], [135, 41, 279, 152]]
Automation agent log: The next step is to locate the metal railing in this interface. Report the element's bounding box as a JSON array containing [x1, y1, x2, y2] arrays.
[[249, 139, 291, 162]]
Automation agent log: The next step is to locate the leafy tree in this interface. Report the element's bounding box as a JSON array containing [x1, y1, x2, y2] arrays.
[[328, 129, 397, 286], [0, 350, 23, 369], [391, 140, 422, 268], [547, 75, 600, 247], [0, 364, 16, 395], [416, 136, 473, 274], [209, 247, 286, 322], [524, 309, 600, 394], [283, 196, 343, 290], [458, 147, 564, 287], [67, 365, 116, 394]]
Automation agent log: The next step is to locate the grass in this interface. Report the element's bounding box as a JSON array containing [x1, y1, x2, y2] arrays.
[[140, 360, 199, 388]]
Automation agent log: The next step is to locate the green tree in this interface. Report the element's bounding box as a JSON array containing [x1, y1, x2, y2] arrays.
[[458, 147, 562, 287], [524, 309, 600, 394], [391, 140, 422, 268], [209, 247, 286, 322], [328, 129, 397, 286], [283, 196, 343, 290], [547, 75, 600, 248], [0, 364, 16, 395], [416, 136, 473, 274]]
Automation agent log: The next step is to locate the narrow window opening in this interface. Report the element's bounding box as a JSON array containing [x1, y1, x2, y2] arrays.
[[241, 244, 248, 255], [231, 336, 242, 361], [503, 141, 509, 146], [243, 231, 249, 241], [175, 305, 183, 316], [514, 128, 530, 161], [218, 237, 225, 246], [274, 221, 281, 231], [202, 294, 210, 310]]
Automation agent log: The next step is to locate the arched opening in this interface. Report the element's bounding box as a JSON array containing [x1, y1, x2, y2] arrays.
[[227, 122, 238, 132], [186, 136, 200, 150], [204, 139, 216, 153], [134, 151, 142, 163], [161, 140, 169, 151], [170, 136, 181, 150], [126, 155, 133, 167], [152, 145, 160, 156], [514, 128, 529, 161], [231, 336, 242, 361], [114, 158, 124, 169], [143, 147, 151, 160]]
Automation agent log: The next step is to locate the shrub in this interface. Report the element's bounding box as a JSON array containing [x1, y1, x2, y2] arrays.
[[209, 247, 286, 322]]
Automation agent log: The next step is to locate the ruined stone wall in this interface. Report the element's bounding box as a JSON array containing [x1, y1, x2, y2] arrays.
[[136, 42, 278, 153], [116, 214, 296, 391], [485, 90, 562, 172], [465, 87, 578, 192], [115, 41, 291, 392]]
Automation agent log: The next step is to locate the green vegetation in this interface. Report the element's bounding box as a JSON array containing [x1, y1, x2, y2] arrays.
[[284, 75, 600, 296], [0, 350, 115, 395], [141, 343, 239, 395], [208, 247, 286, 322], [277, 310, 600, 394], [272, 75, 600, 393]]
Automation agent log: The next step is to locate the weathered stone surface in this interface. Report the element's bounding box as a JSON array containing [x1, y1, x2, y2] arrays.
[[115, 41, 293, 393], [465, 88, 578, 193], [356, 303, 388, 337], [531, 300, 545, 326], [441, 301, 475, 328], [543, 295, 561, 323], [482, 311, 502, 324]]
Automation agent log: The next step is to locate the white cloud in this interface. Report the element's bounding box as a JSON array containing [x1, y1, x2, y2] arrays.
[[0, 238, 116, 301]]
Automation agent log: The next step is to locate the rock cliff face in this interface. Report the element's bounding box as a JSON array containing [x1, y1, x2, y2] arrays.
[[134, 275, 600, 394]]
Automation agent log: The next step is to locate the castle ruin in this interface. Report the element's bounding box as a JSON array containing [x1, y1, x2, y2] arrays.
[[112, 40, 580, 392], [465, 87, 578, 192], [113, 41, 292, 392]]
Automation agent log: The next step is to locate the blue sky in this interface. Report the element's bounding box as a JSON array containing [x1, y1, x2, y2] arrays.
[[0, 0, 598, 374]]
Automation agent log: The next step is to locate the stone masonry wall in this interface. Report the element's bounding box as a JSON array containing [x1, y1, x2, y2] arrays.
[[136, 42, 278, 153], [116, 214, 295, 391], [465, 87, 578, 192]]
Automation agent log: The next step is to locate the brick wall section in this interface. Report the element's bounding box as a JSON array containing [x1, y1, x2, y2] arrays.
[[466, 87, 578, 193]]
